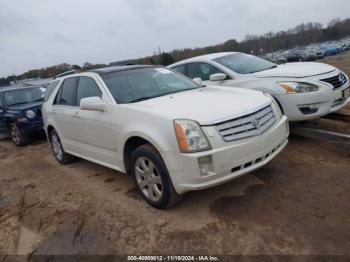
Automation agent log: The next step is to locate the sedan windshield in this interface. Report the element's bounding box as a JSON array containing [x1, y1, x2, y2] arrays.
[[214, 53, 277, 74], [4, 87, 45, 106], [101, 67, 200, 104]]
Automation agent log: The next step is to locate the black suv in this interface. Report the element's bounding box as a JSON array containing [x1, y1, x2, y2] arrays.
[[0, 86, 45, 146]]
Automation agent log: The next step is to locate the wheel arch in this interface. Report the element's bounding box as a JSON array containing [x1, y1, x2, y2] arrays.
[[123, 135, 164, 174]]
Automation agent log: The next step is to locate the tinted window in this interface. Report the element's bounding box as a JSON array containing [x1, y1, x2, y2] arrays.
[[56, 77, 78, 106], [172, 65, 186, 75], [101, 67, 199, 104], [187, 63, 225, 81], [45, 80, 60, 102], [76, 77, 102, 106], [214, 53, 276, 74]]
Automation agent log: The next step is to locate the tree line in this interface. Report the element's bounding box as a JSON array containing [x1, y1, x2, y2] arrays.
[[1, 17, 350, 87]]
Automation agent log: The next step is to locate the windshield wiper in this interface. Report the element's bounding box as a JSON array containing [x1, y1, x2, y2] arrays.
[[129, 88, 199, 103], [129, 96, 156, 103]]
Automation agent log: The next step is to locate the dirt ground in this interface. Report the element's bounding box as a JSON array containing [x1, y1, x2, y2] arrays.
[[0, 52, 350, 257]]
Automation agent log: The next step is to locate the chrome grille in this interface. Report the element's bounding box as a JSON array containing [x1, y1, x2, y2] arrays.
[[215, 106, 276, 142], [321, 73, 348, 90]]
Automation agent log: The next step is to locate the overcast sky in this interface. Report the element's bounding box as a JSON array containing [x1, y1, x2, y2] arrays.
[[1, 0, 350, 77]]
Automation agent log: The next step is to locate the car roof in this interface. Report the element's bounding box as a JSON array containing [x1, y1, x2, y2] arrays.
[[169, 52, 238, 67], [0, 85, 42, 93], [91, 65, 162, 75]]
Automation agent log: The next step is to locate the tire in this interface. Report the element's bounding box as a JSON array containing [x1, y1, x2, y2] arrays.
[[9, 123, 29, 146], [49, 129, 76, 165], [131, 144, 183, 209]]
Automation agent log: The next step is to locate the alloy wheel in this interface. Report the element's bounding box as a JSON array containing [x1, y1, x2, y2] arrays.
[[135, 157, 163, 202], [51, 134, 63, 161]]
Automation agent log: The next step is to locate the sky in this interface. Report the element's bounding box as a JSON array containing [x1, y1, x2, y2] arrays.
[[1, 0, 350, 77]]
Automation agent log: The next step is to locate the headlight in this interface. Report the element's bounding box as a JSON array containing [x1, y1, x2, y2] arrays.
[[25, 110, 36, 119], [174, 119, 211, 153], [278, 82, 319, 94]]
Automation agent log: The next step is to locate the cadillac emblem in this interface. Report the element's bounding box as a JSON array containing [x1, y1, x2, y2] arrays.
[[252, 118, 261, 128], [339, 74, 347, 85]]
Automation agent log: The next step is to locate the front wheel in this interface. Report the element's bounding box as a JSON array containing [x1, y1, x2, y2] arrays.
[[49, 129, 76, 164], [131, 144, 182, 209], [10, 123, 29, 146]]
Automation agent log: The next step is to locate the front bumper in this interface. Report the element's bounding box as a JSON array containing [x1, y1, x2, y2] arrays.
[[17, 120, 44, 135], [164, 116, 289, 194], [275, 84, 350, 121]]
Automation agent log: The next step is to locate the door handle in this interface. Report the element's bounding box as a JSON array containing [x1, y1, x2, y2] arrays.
[[73, 112, 81, 119], [52, 109, 57, 115]]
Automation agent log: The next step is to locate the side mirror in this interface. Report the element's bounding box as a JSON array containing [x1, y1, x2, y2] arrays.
[[193, 78, 203, 85], [210, 73, 227, 81], [80, 97, 106, 112]]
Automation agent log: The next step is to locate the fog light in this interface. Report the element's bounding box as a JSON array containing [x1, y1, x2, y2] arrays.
[[16, 117, 28, 123], [198, 155, 215, 177], [298, 103, 320, 115]]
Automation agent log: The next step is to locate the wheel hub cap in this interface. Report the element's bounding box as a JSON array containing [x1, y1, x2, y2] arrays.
[[135, 157, 163, 202]]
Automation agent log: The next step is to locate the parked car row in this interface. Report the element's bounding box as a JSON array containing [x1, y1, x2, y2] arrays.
[[1, 51, 349, 209], [262, 37, 350, 63]]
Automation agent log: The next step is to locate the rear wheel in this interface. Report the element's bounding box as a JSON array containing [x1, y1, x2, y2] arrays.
[[49, 129, 76, 164], [10, 123, 29, 146], [131, 144, 182, 209]]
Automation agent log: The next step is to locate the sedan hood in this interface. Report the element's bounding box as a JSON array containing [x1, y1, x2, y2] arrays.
[[128, 87, 271, 125], [253, 62, 336, 78]]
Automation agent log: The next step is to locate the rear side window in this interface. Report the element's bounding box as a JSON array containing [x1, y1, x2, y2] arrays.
[[45, 80, 60, 102], [76, 77, 102, 106], [54, 77, 78, 106]]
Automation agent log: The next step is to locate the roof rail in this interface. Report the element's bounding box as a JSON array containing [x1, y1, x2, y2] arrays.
[[54, 69, 81, 79]]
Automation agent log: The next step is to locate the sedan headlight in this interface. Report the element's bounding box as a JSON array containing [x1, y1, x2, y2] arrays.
[[278, 82, 319, 94], [174, 119, 211, 153], [25, 110, 36, 119]]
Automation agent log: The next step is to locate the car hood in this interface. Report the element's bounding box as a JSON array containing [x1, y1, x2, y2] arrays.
[[127, 87, 271, 125], [253, 62, 336, 78], [7, 101, 43, 111]]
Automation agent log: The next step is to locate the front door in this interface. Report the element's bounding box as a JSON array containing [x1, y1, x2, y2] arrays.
[[71, 76, 122, 169]]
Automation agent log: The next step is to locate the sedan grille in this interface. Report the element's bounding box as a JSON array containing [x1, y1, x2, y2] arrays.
[[320, 73, 348, 90], [215, 105, 276, 142]]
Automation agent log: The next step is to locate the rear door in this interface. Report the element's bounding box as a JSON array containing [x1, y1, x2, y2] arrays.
[[52, 77, 79, 150], [0, 94, 7, 135]]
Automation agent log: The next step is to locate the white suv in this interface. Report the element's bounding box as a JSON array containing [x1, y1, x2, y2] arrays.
[[169, 52, 350, 121], [42, 65, 289, 209]]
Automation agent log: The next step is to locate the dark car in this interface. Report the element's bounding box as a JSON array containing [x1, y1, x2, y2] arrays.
[[0, 86, 45, 146]]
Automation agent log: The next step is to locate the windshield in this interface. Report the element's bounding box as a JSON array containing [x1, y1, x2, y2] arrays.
[[214, 53, 277, 74], [101, 67, 200, 104], [4, 87, 45, 106]]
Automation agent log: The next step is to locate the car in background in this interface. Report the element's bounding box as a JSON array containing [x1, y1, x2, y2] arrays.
[[169, 52, 350, 121], [42, 65, 289, 209], [0, 86, 45, 146]]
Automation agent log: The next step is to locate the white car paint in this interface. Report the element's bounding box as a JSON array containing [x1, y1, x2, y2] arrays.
[[169, 52, 350, 121], [42, 66, 289, 198]]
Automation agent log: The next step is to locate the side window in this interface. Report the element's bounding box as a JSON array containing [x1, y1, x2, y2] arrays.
[[76, 77, 102, 106], [188, 63, 226, 81], [54, 77, 78, 106], [0, 96, 3, 109], [172, 65, 186, 75], [45, 80, 60, 102]]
